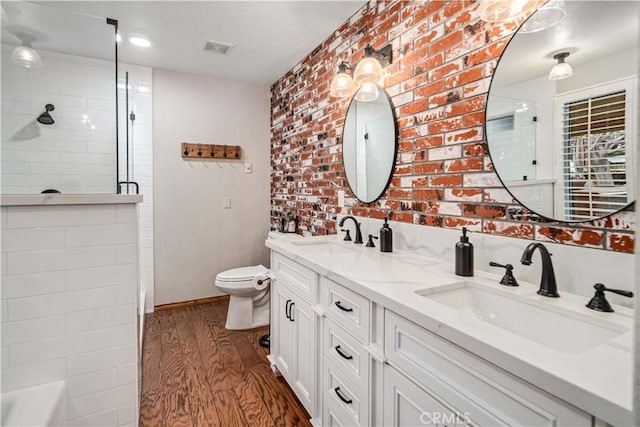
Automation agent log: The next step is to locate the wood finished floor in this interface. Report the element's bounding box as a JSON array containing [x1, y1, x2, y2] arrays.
[[139, 300, 312, 427]]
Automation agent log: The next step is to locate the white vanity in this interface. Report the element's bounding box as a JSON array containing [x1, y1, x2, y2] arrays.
[[266, 235, 633, 427]]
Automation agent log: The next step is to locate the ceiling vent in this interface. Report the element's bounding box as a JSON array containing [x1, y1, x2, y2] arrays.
[[203, 40, 234, 55]]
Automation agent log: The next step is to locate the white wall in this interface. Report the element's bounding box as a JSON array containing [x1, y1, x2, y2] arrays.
[[1, 202, 139, 426], [152, 69, 270, 306], [1, 46, 116, 194]]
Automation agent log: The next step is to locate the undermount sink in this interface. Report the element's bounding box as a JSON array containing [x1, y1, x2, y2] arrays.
[[289, 239, 356, 256], [416, 282, 629, 354]]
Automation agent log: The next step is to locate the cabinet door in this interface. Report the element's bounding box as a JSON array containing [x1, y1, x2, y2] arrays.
[[384, 365, 468, 427], [273, 282, 296, 383], [291, 296, 316, 415]]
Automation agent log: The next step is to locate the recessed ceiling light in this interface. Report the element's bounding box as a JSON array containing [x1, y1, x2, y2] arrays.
[[129, 33, 151, 48]]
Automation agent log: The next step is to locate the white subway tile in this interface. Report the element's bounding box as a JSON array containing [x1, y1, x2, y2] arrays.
[[67, 388, 118, 422], [8, 327, 118, 367], [2, 345, 8, 367], [67, 304, 135, 334], [118, 403, 136, 426], [1, 314, 66, 345], [1, 299, 7, 322], [66, 264, 134, 291], [116, 285, 135, 306], [6, 248, 65, 274], [8, 291, 67, 321], [1, 162, 29, 174], [116, 363, 136, 386], [1, 206, 7, 229], [66, 223, 134, 248], [64, 245, 118, 270], [6, 205, 117, 228], [117, 244, 135, 264], [117, 383, 136, 406], [117, 205, 136, 223], [2, 270, 66, 299], [67, 344, 135, 377], [66, 368, 117, 398], [68, 409, 117, 427], [67, 347, 120, 377], [117, 323, 136, 345], [1, 227, 65, 252], [1, 358, 66, 392], [66, 287, 118, 313], [9, 335, 69, 367]]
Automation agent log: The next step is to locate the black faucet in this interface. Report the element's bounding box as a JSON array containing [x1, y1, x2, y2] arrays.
[[520, 242, 559, 297], [338, 216, 363, 244]]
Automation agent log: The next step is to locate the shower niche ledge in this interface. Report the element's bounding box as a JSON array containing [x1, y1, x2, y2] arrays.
[[0, 194, 142, 207]]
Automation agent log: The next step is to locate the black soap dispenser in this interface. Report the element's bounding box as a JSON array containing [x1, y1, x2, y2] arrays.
[[455, 227, 473, 276], [380, 216, 393, 253]]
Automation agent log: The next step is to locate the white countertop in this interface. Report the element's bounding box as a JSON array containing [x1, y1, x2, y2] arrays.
[[266, 235, 633, 426], [1, 194, 143, 206]]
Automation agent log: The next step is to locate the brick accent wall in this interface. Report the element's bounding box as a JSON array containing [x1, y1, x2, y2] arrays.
[[270, 0, 634, 253]]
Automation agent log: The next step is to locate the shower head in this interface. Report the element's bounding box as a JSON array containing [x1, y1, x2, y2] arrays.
[[37, 104, 55, 125]]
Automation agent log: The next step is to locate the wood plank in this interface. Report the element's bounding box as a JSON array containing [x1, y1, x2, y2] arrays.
[[139, 313, 164, 427], [159, 311, 193, 427], [212, 389, 247, 426], [248, 364, 312, 427], [141, 301, 308, 427], [173, 307, 222, 427], [155, 294, 230, 312]]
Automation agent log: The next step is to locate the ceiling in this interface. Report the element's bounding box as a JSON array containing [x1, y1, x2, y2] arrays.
[[493, 0, 639, 88], [1, 1, 365, 86]]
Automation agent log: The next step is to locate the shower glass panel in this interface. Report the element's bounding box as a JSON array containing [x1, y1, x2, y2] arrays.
[[1, 2, 117, 194]]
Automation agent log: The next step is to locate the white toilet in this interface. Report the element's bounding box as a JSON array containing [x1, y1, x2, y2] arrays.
[[214, 264, 270, 330]]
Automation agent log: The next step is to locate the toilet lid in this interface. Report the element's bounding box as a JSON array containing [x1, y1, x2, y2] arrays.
[[216, 265, 267, 282]]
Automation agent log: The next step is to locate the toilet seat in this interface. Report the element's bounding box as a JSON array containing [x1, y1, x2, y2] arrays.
[[216, 265, 267, 283]]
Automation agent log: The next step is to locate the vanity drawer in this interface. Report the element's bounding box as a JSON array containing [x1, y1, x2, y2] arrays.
[[271, 252, 316, 303], [323, 318, 369, 392], [385, 310, 591, 427], [321, 277, 370, 343], [323, 356, 369, 427]]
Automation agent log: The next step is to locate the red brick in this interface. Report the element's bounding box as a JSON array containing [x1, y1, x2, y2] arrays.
[[414, 161, 444, 174], [414, 1, 444, 24], [445, 11, 472, 33], [429, 174, 462, 187], [415, 135, 444, 149], [444, 66, 484, 89], [415, 81, 444, 99], [463, 111, 485, 126], [432, 31, 463, 54], [428, 61, 461, 81], [389, 189, 412, 199], [395, 165, 412, 175], [386, 67, 414, 87], [414, 189, 443, 200], [464, 40, 508, 67], [400, 99, 428, 116], [427, 117, 463, 134], [447, 127, 482, 144], [608, 233, 634, 253], [401, 46, 428, 68], [445, 158, 483, 172], [392, 212, 414, 223]]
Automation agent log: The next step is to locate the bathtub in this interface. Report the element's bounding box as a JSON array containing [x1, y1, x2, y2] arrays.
[[1, 381, 66, 427]]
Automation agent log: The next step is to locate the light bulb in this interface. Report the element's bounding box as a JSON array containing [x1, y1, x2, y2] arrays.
[[354, 81, 380, 102], [11, 45, 42, 68]]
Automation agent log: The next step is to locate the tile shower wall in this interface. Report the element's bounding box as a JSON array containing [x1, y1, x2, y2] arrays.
[[1, 203, 139, 426], [1, 46, 116, 194], [270, 0, 635, 253]]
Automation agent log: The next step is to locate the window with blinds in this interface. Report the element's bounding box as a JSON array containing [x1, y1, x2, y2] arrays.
[[561, 89, 629, 221]]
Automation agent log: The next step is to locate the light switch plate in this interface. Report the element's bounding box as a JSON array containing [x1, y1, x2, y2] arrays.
[[338, 190, 345, 208], [223, 196, 231, 209], [244, 162, 252, 173]]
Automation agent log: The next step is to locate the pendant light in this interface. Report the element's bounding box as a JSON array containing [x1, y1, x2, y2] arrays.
[[548, 52, 573, 80], [329, 43, 392, 101], [329, 62, 357, 98], [11, 33, 43, 69], [479, 0, 538, 23]]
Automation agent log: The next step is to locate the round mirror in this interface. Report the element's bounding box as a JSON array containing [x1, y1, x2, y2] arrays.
[[486, 0, 638, 222], [342, 87, 397, 203]]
